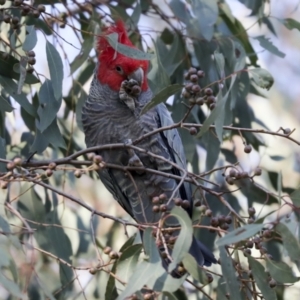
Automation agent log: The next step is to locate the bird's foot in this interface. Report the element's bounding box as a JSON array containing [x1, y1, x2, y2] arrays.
[[124, 139, 144, 173], [119, 80, 141, 112]]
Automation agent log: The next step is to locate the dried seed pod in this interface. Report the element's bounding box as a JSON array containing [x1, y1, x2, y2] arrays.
[[244, 145, 252, 153]]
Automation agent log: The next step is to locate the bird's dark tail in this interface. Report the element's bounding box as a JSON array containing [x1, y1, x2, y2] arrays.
[[189, 236, 217, 266]]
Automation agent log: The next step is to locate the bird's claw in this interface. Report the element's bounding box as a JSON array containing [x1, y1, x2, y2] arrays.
[[119, 80, 142, 112], [124, 139, 144, 173]]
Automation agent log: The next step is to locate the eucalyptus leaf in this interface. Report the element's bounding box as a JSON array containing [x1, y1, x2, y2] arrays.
[[249, 68, 274, 90], [141, 84, 182, 115], [168, 207, 193, 272], [219, 246, 242, 300], [46, 40, 64, 101], [0, 75, 35, 116], [37, 80, 61, 132], [0, 94, 13, 113], [115, 244, 142, 292], [248, 256, 277, 300], [276, 222, 300, 262], [22, 25, 37, 52], [282, 18, 300, 31], [255, 36, 285, 58], [182, 253, 207, 284], [217, 224, 264, 246], [190, 0, 218, 41], [266, 259, 299, 283], [106, 33, 154, 60]]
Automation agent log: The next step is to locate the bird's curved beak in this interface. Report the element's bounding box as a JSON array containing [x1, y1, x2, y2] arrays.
[[128, 67, 144, 86]]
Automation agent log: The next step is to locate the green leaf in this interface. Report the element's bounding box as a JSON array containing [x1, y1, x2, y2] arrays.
[[106, 33, 154, 60], [276, 222, 300, 262], [116, 228, 162, 300], [270, 155, 285, 161], [290, 187, 300, 207], [197, 91, 226, 141], [0, 246, 10, 267], [237, 0, 264, 16], [148, 38, 171, 94], [190, 0, 218, 41], [37, 80, 61, 132], [22, 25, 37, 51], [128, 1, 141, 26], [0, 51, 39, 84], [219, 4, 258, 66], [140, 84, 182, 115], [282, 18, 300, 31], [17, 56, 28, 94], [255, 36, 285, 58], [169, 0, 190, 23], [115, 244, 142, 292], [70, 36, 94, 74], [0, 75, 35, 116], [75, 87, 87, 131], [248, 256, 277, 300], [0, 273, 24, 299], [25, 16, 52, 35], [266, 259, 299, 283], [46, 40, 64, 101], [249, 68, 274, 90], [31, 118, 66, 153], [217, 224, 264, 246], [182, 253, 207, 284], [0, 214, 10, 234], [219, 246, 242, 300], [0, 93, 13, 113], [168, 207, 193, 272], [105, 261, 119, 300], [203, 129, 220, 171]]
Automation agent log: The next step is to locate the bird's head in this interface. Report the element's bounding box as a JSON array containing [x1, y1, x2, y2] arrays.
[[97, 21, 149, 92]]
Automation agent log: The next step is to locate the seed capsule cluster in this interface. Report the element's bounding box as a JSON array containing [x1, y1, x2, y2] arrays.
[[224, 167, 262, 186], [183, 67, 217, 111], [1, 1, 46, 30]]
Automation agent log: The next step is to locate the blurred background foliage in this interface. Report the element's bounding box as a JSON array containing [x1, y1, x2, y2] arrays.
[[1, 0, 300, 299]]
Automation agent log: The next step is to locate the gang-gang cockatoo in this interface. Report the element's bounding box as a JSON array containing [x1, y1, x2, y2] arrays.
[[81, 20, 216, 268]]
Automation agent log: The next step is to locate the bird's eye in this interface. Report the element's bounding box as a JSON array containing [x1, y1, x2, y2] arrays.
[[115, 65, 123, 74]]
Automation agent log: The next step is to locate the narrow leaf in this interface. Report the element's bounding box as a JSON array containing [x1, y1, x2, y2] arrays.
[[249, 68, 274, 90], [217, 224, 264, 246], [0, 76, 35, 116], [290, 187, 300, 207], [0, 51, 39, 84], [255, 36, 285, 58], [0, 138, 7, 172], [191, 0, 218, 41], [115, 244, 142, 292], [70, 36, 94, 74], [22, 25, 37, 51], [168, 207, 193, 272], [266, 259, 299, 283], [282, 18, 300, 31], [182, 253, 207, 284], [17, 56, 28, 94], [0, 94, 14, 113], [106, 33, 154, 60], [37, 80, 61, 132], [140, 84, 182, 115], [270, 155, 285, 161], [248, 256, 277, 300], [276, 222, 300, 262], [0, 273, 24, 299], [46, 40, 64, 101], [219, 246, 242, 300]]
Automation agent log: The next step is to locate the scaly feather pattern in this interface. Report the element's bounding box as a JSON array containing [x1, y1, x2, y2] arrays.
[[82, 21, 216, 266]]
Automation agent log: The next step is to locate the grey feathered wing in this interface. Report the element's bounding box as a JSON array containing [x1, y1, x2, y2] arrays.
[[156, 103, 216, 266]]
